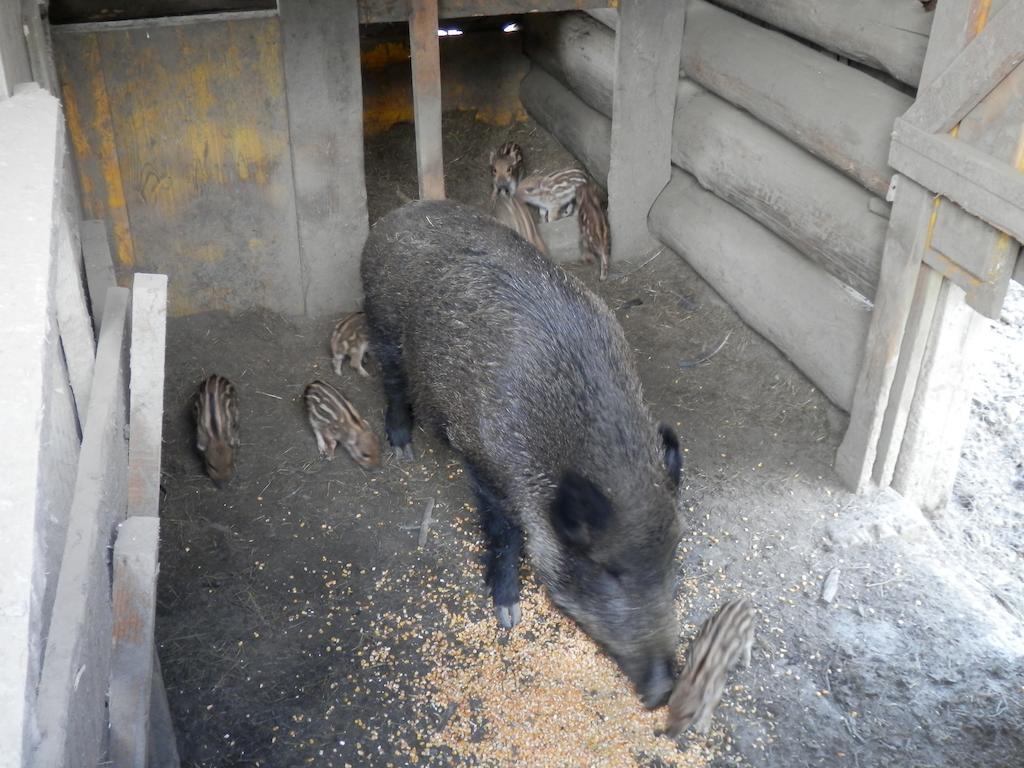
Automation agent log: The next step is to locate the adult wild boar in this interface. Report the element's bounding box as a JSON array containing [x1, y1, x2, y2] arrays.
[[361, 200, 683, 708]]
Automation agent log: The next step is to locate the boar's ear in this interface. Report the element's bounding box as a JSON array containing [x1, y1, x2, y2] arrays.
[[551, 470, 614, 551], [659, 424, 682, 489]]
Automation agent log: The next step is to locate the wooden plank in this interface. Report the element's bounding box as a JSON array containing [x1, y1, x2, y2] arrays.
[[524, 11, 886, 297], [279, 0, 369, 316], [51, 31, 136, 273], [902, 0, 1024, 134], [33, 287, 130, 768], [835, 179, 936, 492], [924, 243, 1015, 318], [871, 265, 942, 488], [148, 656, 181, 768], [671, 88, 885, 298], [682, 0, 913, 198], [81, 219, 117, 332], [22, 0, 59, 94], [520, 65, 611, 184], [889, 119, 1024, 247], [523, 12, 617, 117], [893, 280, 987, 512], [650, 168, 872, 411], [409, 0, 445, 200], [127, 273, 167, 519], [606, 0, 684, 261], [711, 0, 932, 87], [55, 158, 96, 425], [109, 516, 161, 768], [0, 0, 32, 97], [1016, 251, 1024, 284], [359, 0, 613, 24]]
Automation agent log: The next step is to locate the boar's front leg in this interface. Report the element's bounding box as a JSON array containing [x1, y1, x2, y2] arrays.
[[372, 334, 415, 461], [468, 465, 523, 629]]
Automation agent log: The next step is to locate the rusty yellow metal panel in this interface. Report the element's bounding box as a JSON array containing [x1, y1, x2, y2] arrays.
[[54, 16, 303, 316]]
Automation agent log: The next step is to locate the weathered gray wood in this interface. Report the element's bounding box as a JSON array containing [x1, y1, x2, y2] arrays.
[[1015, 252, 1024, 284], [109, 516, 161, 768], [584, 8, 616, 30], [889, 120, 1024, 251], [34, 287, 130, 768], [359, 0, 612, 23], [926, 206, 1017, 318], [127, 273, 167, 519], [0, 0, 32, 97], [682, 0, 913, 197], [55, 159, 96, 425], [871, 266, 942, 488], [523, 12, 616, 118], [520, 65, 610, 185], [903, 0, 1024, 134], [524, 11, 887, 297], [607, 0, 684, 261], [672, 87, 886, 299], [81, 220, 117, 333], [148, 656, 181, 768], [711, 0, 932, 87], [835, 179, 936, 492], [279, 0, 369, 315], [409, 0, 445, 201], [888, 0, 1023, 510], [21, 0, 59, 94], [650, 168, 872, 411], [893, 280, 987, 512], [836, 0, 1011, 497]]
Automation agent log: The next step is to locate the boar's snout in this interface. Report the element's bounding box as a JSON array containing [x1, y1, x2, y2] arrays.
[[637, 655, 675, 709]]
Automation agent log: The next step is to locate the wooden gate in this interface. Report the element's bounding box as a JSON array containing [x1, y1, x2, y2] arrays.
[[837, 0, 1024, 510]]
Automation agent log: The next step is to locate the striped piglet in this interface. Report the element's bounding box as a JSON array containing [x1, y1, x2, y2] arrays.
[[304, 380, 381, 468], [194, 374, 239, 487]]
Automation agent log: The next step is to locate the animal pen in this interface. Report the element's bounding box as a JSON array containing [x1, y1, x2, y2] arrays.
[[1, 0, 1023, 766]]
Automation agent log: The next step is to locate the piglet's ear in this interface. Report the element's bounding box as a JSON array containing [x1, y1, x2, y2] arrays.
[[659, 423, 683, 490], [551, 470, 614, 551]]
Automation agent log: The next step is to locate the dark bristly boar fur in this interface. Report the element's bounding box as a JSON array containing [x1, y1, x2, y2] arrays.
[[361, 200, 684, 708]]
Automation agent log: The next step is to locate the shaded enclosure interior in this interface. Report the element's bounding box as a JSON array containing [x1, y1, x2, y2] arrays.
[[15, 1, 1024, 766]]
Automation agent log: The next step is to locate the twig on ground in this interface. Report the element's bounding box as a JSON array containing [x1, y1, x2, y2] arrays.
[[418, 498, 435, 548], [679, 331, 732, 369]]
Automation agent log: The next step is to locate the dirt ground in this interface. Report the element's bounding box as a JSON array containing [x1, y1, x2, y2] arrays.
[[156, 112, 1024, 767]]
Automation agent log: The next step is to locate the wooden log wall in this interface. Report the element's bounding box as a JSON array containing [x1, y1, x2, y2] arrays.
[[521, 2, 935, 411]]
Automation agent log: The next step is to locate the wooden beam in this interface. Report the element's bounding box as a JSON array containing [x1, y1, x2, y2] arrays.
[[148, 656, 181, 768], [359, 0, 613, 24], [524, 11, 886, 297], [711, 0, 932, 87], [902, 0, 1024, 134], [871, 265, 942, 488], [127, 273, 168, 519], [650, 168, 872, 412], [682, 0, 912, 198], [81, 220, 117, 333], [607, 0, 684, 261], [109, 516, 161, 768], [33, 287, 130, 768], [279, 0, 370, 315], [889, 119, 1024, 247], [409, 0, 445, 200], [835, 179, 936, 492], [520, 66, 611, 184], [55, 210, 96, 425]]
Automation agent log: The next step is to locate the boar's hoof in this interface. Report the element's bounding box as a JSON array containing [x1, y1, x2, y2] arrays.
[[392, 444, 415, 462], [494, 601, 522, 629]]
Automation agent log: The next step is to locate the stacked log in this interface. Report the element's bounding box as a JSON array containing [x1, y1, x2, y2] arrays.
[[520, 4, 926, 410]]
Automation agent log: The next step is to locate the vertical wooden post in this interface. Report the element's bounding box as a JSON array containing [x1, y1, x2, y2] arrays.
[[837, 0, 1017, 511], [109, 516, 161, 768], [607, 0, 684, 262], [279, 0, 370, 315], [409, 0, 445, 200]]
